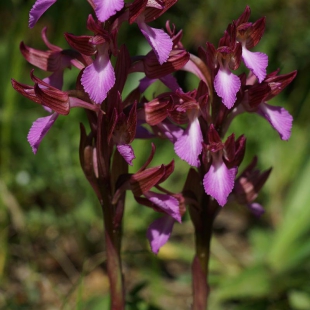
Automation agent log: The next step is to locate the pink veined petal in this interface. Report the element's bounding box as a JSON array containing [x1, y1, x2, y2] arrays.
[[147, 215, 175, 254], [144, 191, 181, 223], [203, 156, 237, 207], [137, 19, 172, 65], [257, 102, 293, 140], [214, 68, 241, 109], [174, 116, 203, 167], [27, 113, 59, 154], [242, 47, 268, 83], [29, 0, 57, 28], [81, 46, 115, 104], [116, 144, 136, 166], [93, 0, 124, 23], [247, 202, 265, 217]]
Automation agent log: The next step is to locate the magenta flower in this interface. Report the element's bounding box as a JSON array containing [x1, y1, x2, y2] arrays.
[[128, 0, 176, 65], [234, 6, 268, 82], [81, 42, 115, 104], [202, 125, 246, 206], [241, 70, 297, 140], [207, 28, 242, 109], [64, 16, 116, 104], [128, 145, 183, 253], [12, 72, 97, 153]]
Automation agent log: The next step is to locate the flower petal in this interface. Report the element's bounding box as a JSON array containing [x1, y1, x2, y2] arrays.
[[29, 0, 57, 28], [146, 215, 175, 254], [174, 116, 203, 167], [203, 157, 237, 206], [214, 68, 241, 109], [27, 113, 58, 154], [137, 20, 172, 65], [81, 46, 115, 104], [242, 47, 268, 83], [257, 102, 293, 140], [93, 0, 124, 23], [116, 144, 135, 166], [144, 191, 181, 222]]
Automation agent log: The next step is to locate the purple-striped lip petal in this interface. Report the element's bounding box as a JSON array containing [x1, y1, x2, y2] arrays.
[[214, 68, 241, 109], [27, 113, 58, 154], [29, 0, 57, 28], [81, 45, 115, 104], [137, 18, 173, 65], [203, 156, 237, 207], [93, 0, 124, 23], [144, 191, 181, 222], [242, 46, 268, 83], [116, 144, 136, 166], [174, 116, 203, 167], [257, 102, 293, 140], [147, 215, 175, 254]]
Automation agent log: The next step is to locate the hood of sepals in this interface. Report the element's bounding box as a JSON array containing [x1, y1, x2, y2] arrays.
[[129, 0, 177, 24], [86, 14, 107, 35], [145, 94, 174, 126], [233, 13, 266, 50], [235, 6, 251, 26], [130, 160, 174, 196], [64, 33, 97, 58], [166, 21, 184, 49], [234, 156, 272, 204], [233, 6, 265, 49], [203, 125, 246, 168], [244, 82, 270, 110], [169, 106, 193, 125], [264, 70, 297, 100], [30, 70, 70, 115], [110, 102, 137, 145], [174, 91, 200, 118], [242, 18, 266, 50], [223, 134, 246, 168], [143, 49, 190, 79], [217, 43, 242, 72], [144, 0, 177, 22]]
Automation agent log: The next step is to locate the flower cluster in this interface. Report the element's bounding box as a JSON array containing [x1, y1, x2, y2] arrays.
[[12, 1, 296, 254]]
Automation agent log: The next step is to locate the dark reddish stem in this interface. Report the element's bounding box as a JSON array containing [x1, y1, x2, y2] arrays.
[[190, 185, 221, 310]]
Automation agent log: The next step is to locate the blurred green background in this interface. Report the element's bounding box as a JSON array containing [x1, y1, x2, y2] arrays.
[[1, 0, 310, 309]]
